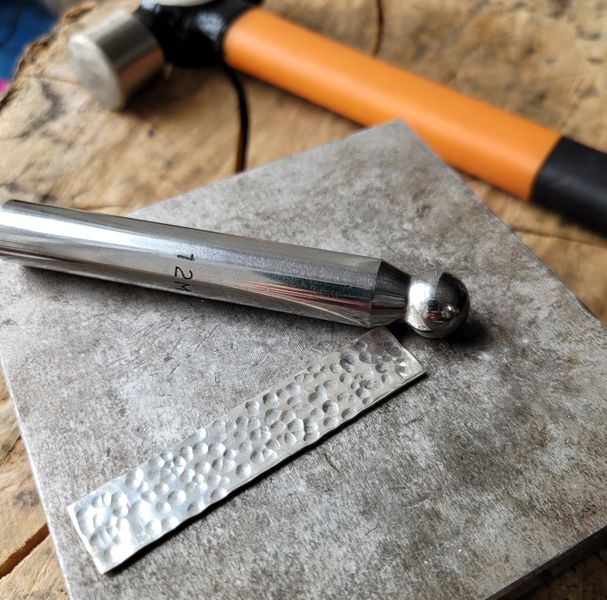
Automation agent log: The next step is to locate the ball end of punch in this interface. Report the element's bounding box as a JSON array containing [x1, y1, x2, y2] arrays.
[[405, 271, 470, 338]]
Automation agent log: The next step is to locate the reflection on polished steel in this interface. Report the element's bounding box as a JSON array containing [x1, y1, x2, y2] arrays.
[[0, 200, 470, 337], [68, 10, 165, 111]]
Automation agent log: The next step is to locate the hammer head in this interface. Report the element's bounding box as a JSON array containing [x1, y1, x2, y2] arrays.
[[69, 10, 165, 110], [69, 1, 262, 110]]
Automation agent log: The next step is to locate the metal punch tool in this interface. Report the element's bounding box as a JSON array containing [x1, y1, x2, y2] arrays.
[[0, 200, 469, 337]]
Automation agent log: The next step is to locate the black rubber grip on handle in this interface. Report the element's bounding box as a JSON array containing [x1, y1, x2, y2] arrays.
[[531, 137, 607, 235]]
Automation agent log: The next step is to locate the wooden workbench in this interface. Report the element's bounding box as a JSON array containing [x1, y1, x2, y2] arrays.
[[0, 1, 605, 597]]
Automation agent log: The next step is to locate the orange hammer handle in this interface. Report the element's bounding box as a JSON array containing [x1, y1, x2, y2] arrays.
[[224, 8, 560, 200]]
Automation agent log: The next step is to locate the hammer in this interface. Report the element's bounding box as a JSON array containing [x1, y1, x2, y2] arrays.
[[69, 0, 607, 234]]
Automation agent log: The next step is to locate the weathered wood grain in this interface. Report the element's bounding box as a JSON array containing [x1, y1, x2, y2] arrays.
[[0, 0, 605, 598], [0, 430, 48, 579], [0, 537, 67, 600], [0, 385, 49, 589]]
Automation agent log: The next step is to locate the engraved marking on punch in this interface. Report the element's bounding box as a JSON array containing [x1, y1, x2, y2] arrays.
[[174, 259, 194, 292]]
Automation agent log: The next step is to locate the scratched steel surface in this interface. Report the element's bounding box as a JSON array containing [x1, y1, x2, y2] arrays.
[[0, 122, 606, 599], [68, 328, 424, 573]]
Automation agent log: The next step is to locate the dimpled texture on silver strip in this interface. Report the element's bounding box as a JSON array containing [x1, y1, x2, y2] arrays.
[[67, 327, 424, 573]]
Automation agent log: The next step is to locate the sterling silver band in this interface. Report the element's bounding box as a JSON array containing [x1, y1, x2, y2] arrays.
[[67, 328, 424, 573]]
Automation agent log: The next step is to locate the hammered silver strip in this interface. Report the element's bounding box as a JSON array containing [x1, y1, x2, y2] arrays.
[[67, 327, 424, 573]]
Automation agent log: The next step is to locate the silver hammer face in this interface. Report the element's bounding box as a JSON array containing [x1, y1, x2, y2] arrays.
[[68, 1, 260, 110], [69, 10, 166, 110]]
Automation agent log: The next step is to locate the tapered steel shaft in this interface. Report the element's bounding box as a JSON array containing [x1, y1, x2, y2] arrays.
[[0, 200, 469, 337]]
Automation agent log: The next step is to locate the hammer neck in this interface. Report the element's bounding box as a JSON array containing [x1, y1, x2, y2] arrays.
[[136, 0, 257, 67]]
